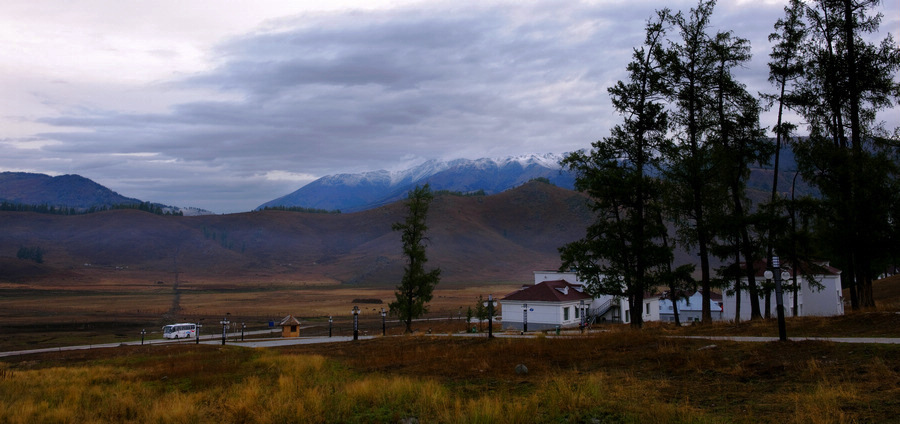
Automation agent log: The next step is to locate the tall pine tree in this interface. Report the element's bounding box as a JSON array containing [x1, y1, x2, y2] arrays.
[[390, 184, 441, 333], [661, 0, 726, 324], [560, 10, 673, 328], [791, 0, 900, 309]]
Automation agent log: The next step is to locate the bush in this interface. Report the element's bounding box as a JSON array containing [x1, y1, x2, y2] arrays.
[[17, 246, 44, 264]]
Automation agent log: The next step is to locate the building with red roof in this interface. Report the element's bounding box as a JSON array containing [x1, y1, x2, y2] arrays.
[[499, 279, 592, 331], [500, 271, 661, 330]]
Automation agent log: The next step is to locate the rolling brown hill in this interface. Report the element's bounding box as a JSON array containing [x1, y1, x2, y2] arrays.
[[1, 181, 616, 286]]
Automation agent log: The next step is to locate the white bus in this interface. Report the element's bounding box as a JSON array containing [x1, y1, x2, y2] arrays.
[[163, 323, 197, 339]]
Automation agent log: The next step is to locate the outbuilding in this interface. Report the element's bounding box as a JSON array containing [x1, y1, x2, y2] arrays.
[[279, 315, 301, 337]]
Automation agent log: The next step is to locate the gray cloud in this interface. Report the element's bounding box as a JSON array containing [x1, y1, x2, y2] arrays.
[[10, 0, 899, 212]]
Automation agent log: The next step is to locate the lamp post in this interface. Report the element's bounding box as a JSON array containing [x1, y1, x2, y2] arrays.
[[140, 329, 146, 345], [522, 303, 528, 334], [328, 316, 333, 338], [764, 256, 788, 342], [241, 322, 246, 341], [580, 299, 586, 331], [195, 321, 201, 345], [352, 306, 360, 341], [380, 307, 386, 336], [220, 316, 230, 346], [483, 294, 497, 339]]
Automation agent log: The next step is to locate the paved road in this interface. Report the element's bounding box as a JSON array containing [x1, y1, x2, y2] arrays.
[[3, 332, 900, 359], [0, 328, 281, 358]]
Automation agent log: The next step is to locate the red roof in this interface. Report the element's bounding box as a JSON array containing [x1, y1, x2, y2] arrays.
[[501, 280, 592, 302]]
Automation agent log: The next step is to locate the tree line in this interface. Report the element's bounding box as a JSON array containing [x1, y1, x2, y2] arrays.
[[561, 0, 900, 327], [0, 200, 183, 216], [259, 206, 342, 214]]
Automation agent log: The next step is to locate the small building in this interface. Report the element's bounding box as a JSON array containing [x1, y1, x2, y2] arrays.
[[526, 271, 660, 325], [500, 280, 592, 331], [279, 315, 301, 337], [722, 260, 843, 321], [658, 291, 724, 323]]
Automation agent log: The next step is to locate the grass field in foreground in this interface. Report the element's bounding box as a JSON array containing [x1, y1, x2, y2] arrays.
[[2, 331, 898, 423]]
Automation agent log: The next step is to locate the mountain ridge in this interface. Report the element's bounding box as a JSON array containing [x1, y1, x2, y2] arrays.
[[0, 172, 142, 209], [0, 172, 212, 216], [258, 153, 575, 212], [0, 181, 601, 285]]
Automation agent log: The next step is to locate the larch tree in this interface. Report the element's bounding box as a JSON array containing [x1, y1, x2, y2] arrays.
[[559, 10, 673, 328], [763, 0, 807, 265], [709, 29, 769, 321], [390, 184, 441, 333], [791, 0, 900, 310], [660, 0, 730, 324]]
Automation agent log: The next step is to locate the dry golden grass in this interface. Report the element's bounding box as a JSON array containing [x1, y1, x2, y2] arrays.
[[3, 333, 897, 423]]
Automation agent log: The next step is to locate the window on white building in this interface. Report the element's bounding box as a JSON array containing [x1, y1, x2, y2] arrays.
[[563, 307, 570, 321]]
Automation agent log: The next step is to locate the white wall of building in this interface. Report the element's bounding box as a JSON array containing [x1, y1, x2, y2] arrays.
[[797, 274, 844, 316], [722, 273, 843, 321], [643, 297, 660, 322], [659, 292, 724, 322], [500, 300, 588, 330], [532, 270, 661, 324]]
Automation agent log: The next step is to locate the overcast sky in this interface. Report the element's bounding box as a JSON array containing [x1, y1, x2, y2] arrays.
[[2, 0, 898, 213]]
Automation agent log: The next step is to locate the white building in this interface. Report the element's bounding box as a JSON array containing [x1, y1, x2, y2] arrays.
[[528, 271, 659, 325], [722, 260, 844, 321], [499, 280, 592, 331], [658, 291, 724, 323]]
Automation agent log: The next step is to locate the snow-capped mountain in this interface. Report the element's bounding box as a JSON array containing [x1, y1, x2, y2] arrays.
[[257, 153, 575, 212]]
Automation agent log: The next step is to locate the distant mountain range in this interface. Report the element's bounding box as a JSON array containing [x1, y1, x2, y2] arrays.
[[1, 147, 808, 217], [0, 172, 211, 216], [0, 181, 603, 285], [258, 148, 809, 213], [0, 148, 811, 286], [0, 172, 142, 209], [257, 153, 577, 212]]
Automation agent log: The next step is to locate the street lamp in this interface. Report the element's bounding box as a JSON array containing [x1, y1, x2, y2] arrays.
[[381, 307, 386, 336], [352, 306, 360, 341], [220, 315, 231, 346], [522, 303, 528, 334], [483, 294, 497, 339], [764, 256, 788, 342], [241, 322, 246, 341], [580, 300, 586, 332], [328, 316, 333, 338], [195, 320, 201, 345], [141, 329, 146, 345]]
